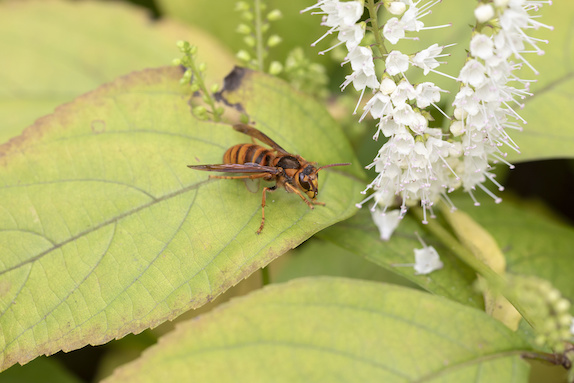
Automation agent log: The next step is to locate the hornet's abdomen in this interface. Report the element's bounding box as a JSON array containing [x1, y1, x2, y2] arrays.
[[223, 144, 277, 166]]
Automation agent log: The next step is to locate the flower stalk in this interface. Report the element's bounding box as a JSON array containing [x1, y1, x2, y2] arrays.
[[365, 0, 388, 59], [254, 0, 265, 71], [174, 41, 223, 122], [236, 0, 283, 73]]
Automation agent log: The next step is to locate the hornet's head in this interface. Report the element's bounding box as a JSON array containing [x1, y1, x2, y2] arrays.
[[296, 163, 351, 199]]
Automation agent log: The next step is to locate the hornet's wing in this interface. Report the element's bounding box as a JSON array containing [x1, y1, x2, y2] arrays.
[[187, 163, 280, 174], [232, 124, 289, 154]]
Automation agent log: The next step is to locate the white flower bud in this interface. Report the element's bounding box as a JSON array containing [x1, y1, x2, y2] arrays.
[[266, 9, 282, 21], [236, 23, 251, 35], [267, 35, 282, 47], [450, 120, 465, 136], [236, 50, 251, 62], [268, 61, 283, 75], [547, 288, 561, 302], [558, 314, 573, 327], [380, 77, 397, 95], [244, 35, 256, 47], [556, 298, 571, 313], [387, 1, 406, 16], [453, 107, 468, 120], [235, 1, 249, 11], [494, 0, 510, 7], [474, 4, 495, 23]]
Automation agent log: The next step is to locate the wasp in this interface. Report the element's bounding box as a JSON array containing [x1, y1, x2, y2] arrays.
[[188, 124, 350, 234]]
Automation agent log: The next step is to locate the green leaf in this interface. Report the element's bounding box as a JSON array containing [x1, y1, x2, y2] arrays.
[[506, 1, 574, 162], [319, 209, 484, 308], [509, 78, 574, 162], [273, 238, 418, 288], [0, 67, 361, 370], [104, 278, 531, 383], [448, 195, 574, 312], [0, 0, 235, 143], [320, 191, 574, 314]]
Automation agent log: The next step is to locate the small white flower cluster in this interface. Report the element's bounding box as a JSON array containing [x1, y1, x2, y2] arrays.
[[303, 0, 365, 52], [303, 0, 551, 235], [450, 0, 553, 205], [302, 0, 374, 111]]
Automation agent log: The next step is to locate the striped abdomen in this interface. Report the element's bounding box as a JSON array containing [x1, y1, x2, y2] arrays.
[[223, 144, 277, 166]]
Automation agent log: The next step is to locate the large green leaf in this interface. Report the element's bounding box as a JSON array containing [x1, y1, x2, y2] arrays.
[[319, 209, 484, 308], [273, 238, 418, 288], [104, 278, 531, 383], [0, 0, 234, 143], [0, 67, 362, 370], [320, 192, 574, 314]]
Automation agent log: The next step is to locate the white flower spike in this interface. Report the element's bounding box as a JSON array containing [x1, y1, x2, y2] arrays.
[[304, 0, 551, 238]]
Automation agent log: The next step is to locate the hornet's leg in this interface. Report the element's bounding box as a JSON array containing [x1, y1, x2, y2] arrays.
[[284, 183, 326, 208], [258, 185, 277, 234]]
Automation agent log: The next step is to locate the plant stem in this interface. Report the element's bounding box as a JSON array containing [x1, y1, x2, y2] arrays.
[[522, 351, 572, 369], [254, 0, 264, 71], [188, 59, 221, 122], [365, 0, 388, 58], [365, 0, 402, 84]]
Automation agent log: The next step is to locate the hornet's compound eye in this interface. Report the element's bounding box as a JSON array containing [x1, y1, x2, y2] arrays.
[[299, 172, 311, 191]]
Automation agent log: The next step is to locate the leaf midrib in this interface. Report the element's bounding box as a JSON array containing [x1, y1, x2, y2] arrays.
[[0, 179, 209, 277]]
